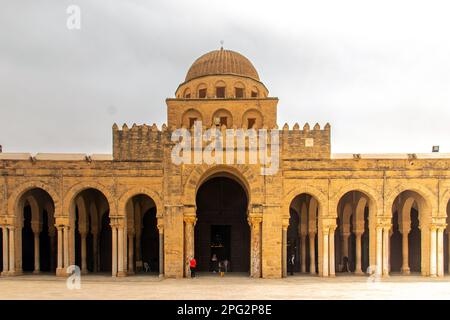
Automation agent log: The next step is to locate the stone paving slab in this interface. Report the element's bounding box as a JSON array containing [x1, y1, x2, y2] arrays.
[[1, 274, 450, 300]]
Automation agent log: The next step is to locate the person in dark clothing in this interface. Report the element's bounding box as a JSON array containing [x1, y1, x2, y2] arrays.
[[288, 254, 295, 275]]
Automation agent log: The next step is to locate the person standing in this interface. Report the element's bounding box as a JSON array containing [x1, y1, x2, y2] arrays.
[[288, 253, 295, 275], [211, 254, 218, 273], [189, 256, 197, 278]]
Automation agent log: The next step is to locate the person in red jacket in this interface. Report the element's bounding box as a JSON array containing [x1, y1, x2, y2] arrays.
[[189, 256, 197, 278]]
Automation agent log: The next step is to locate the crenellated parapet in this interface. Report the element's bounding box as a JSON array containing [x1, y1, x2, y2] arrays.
[[112, 123, 167, 161], [280, 122, 331, 160]]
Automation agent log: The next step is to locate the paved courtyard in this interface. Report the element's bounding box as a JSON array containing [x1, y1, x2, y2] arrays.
[[1, 273, 450, 300]]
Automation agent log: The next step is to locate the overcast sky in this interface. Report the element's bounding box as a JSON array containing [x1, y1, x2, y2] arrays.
[[1, 0, 449, 154]]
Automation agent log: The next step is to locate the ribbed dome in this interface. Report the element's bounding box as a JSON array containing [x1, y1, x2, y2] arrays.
[[185, 49, 260, 82]]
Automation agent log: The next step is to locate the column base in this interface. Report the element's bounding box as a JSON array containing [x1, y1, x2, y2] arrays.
[[127, 271, 135, 276], [158, 273, 164, 278], [32, 270, 41, 275], [354, 270, 364, 275], [401, 269, 410, 275], [117, 271, 128, 277], [1, 271, 17, 276], [56, 268, 68, 277]]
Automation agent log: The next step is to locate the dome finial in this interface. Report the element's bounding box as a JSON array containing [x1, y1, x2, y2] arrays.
[[220, 40, 224, 50]]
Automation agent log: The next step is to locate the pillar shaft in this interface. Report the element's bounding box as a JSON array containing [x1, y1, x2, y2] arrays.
[[382, 227, 390, 276], [9, 227, 15, 273], [342, 234, 349, 258], [112, 227, 118, 277], [309, 233, 316, 274], [437, 228, 444, 277], [249, 216, 262, 278], [300, 235, 306, 273], [33, 233, 40, 273], [430, 227, 437, 277], [93, 233, 98, 273], [2, 227, 9, 272], [376, 227, 382, 276], [128, 234, 134, 273], [159, 231, 164, 277], [401, 231, 410, 274], [57, 227, 63, 271], [282, 226, 287, 277], [322, 231, 329, 277], [117, 227, 125, 276], [2, 227, 9, 274], [184, 217, 196, 277], [355, 233, 363, 274], [63, 226, 69, 269], [80, 233, 87, 273], [329, 228, 335, 277]]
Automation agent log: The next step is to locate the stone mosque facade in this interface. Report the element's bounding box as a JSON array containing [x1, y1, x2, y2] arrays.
[[1, 48, 450, 279]]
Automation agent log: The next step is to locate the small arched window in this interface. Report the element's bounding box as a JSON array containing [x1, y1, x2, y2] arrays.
[[215, 80, 226, 98], [183, 88, 191, 99], [234, 82, 245, 98], [197, 84, 207, 98]]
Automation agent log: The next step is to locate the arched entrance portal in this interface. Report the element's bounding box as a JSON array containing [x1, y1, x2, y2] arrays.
[[287, 194, 319, 275], [335, 191, 371, 275], [390, 190, 427, 275], [195, 176, 250, 273], [125, 194, 159, 275], [70, 188, 110, 273], [16, 188, 56, 274]]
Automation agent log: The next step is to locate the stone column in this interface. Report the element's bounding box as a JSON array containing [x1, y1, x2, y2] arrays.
[[80, 232, 87, 274], [248, 215, 262, 278], [376, 226, 382, 277], [56, 226, 63, 274], [309, 232, 316, 274], [329, 226, 336, 277], [401, 229, 410, 274], [49, 229, 56, 272], [92, 232, 99, 273], [157, 218, 164, 277], [354, 231, 363, 274], [300, 234, 306, 273], [63, 225, 69, 271], [111, 226, 118, 277], [437, 228, 444, 277], [282, 219, 288, 277], [448, 232, 450, 274], [127, 232, 134, 274], [322, 229, 329, 277], [135, 232, 142, 271], [430, 226, 437, 277], [9, 226, 15, 275], [382, 226, 390, 276], [117, 226, 126, 277], [31, 222, 41, 274], [342, 232, 350, 259], [1, 226, 9, 275], [184, 215, 196, 277]]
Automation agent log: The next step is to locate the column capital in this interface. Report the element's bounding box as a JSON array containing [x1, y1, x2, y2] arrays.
[[110, 215, 125, 228], [157, 217, 164, 233], [248, 214, 262, 226], [183, 215, 197, 225], [54, 216, 70, 227], [1, 216, 15, 226], [282, 217, 289, 230]]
